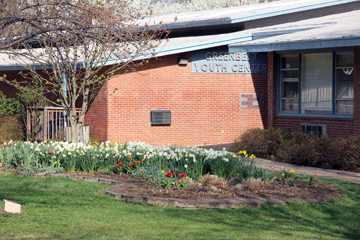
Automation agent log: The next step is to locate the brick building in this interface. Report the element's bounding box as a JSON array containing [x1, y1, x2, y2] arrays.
[[85, 0, 360, 145], [1, 0, 360, 146]]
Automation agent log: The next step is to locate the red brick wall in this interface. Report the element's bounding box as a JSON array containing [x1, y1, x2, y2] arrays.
[[0, 70, 57, 104], [267, 52, 277, 129], [85, 50, 268, 146], [270, 48, 359, 137]]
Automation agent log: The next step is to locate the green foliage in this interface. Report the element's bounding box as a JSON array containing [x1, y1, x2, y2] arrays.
[[0, 141, 261, 186], [0, 90, 22, 117], [231, 160, 276, 185], [306, 174, 319, 186], [231, 128, 360, 172], [16, 83, 48, 108]]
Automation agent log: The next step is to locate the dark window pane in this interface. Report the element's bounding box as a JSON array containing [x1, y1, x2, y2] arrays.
[[336, 52, 354, 67], [283, 82, 298, 98], [283, 70, 298, 79], [281, 56, 299, 69]]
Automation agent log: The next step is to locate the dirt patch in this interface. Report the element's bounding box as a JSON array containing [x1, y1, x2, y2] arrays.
[[68, 172, 342, 202]]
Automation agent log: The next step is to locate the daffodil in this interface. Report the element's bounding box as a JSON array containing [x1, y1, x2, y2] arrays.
[[148, 175, 152, 178], [282, 173, 285, 176], [290, 170, 296, 174], [161, 170, 164, 174]]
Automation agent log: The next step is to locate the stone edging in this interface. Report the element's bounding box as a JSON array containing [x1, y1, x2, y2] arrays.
[[36, 173, 332, 209]]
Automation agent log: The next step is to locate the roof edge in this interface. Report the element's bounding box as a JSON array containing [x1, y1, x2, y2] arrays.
[[228, 36, 360, 53]]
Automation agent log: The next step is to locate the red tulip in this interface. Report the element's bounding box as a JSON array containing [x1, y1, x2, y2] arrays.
[[49, 150, 54, 154], [178, 173, 186, 178], [314, 179, 318, 182], [165, 172, 172, 177], [116, 163, 123, 167], [128, 164, 133, 167]]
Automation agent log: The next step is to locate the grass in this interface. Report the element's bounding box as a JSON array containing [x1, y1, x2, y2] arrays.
[[1, 171, 360, 239]]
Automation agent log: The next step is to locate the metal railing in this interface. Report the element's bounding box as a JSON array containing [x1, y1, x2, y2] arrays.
[[26, 107, 82, 141]]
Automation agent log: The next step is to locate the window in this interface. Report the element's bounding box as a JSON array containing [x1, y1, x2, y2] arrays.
[[279, 51, 354, 116], [280, 55, 298, 112], [336, 52, 354, 115]]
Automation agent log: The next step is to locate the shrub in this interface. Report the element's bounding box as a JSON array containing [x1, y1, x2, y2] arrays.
[[0, 90, 22, 118], [231, 128, 360, 172], [0, 115, 25, 144], [230, 128, 291, 158]]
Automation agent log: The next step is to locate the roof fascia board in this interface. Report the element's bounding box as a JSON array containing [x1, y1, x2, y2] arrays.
[[0, 34, 254, 70], [228, 37, 360, 53], [104, 33, 253, 66], [230, 0, 358, 24]]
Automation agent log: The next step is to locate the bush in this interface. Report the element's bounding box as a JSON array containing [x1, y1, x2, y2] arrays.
[[0, 90, 22, 118], [0, 115, 25, 144], [230, 128, 292, 159], [231, 128, 360, 172]]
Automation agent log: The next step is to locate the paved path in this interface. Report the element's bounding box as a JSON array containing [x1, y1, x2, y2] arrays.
[[198, 143, 360, 184]]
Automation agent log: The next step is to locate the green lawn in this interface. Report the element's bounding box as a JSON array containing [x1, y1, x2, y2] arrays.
[[1, 171, 360, 240]]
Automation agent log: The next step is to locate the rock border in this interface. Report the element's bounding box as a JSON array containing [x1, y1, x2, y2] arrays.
[[38, 173, 333, 209]]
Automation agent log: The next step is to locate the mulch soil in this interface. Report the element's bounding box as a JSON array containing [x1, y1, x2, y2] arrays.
[[68, 172, 342, 202]]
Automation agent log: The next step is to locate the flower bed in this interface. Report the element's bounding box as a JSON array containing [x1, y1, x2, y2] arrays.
[[0, 141, 258, 181], [0, 140, 341, 204]]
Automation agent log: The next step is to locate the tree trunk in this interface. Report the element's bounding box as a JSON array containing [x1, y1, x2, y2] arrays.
[[69, 108, 81, 142]]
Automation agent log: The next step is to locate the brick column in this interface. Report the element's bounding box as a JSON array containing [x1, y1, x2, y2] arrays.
[[267, 52, 277, 129], [354, 46, 360, 135]]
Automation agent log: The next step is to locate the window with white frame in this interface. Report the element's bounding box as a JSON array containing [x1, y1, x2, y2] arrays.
[[279, 51, 354, 116]]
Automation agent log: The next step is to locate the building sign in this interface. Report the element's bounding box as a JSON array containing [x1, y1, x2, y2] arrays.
[[191, 50, 267, 74]]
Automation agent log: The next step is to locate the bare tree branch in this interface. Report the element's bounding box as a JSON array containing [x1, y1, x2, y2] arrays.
[[0, 0, 174, 141]]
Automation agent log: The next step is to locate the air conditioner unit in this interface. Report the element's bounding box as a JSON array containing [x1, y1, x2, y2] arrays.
[[150, 110, 171, 126], [301, 123, 327, 136]]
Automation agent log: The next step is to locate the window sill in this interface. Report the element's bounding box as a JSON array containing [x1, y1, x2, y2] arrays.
[[277, 112, 353, 119]]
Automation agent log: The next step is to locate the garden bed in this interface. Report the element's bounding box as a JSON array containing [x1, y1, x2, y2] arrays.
[[66, 171, 341, 203], [0, 140, 343, 208]]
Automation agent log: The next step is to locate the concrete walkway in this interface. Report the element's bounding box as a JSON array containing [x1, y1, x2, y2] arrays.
[[198, 143, 360, 184]]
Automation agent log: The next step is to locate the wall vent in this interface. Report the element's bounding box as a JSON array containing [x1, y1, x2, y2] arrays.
[[150, 110, 171, 126], [301, 123, 327, 136]]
